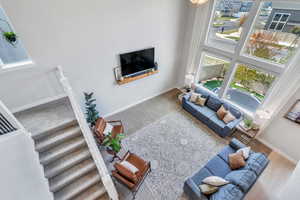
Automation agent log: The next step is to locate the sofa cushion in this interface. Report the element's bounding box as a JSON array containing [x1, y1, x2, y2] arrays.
[[242, 153, 269, 176], [184, 101, 215, 122], [218, 146, 236, 163], [195, 87, 211, 98], [225, 170, 257, 193], [210, 184, 244, 200], [223, 103, 242, 119], [228, 151, 246, 170], [205, 156, 232, 178], [206, 96, 223, 112], [192, 167, 214, 186]]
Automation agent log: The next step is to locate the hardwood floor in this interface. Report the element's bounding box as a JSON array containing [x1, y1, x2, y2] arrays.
[[108, 88, 296, 200]]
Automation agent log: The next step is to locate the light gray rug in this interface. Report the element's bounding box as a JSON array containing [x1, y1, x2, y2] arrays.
[[111, 110, 227, 200]]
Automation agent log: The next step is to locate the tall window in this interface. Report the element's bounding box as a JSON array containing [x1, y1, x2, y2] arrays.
[[196, 1, 300, 114], [0, 7, 31, 70]]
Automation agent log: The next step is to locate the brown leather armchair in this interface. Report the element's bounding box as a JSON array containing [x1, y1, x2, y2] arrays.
[[112, 151, 151, 199], [94, 117, 124, 144]]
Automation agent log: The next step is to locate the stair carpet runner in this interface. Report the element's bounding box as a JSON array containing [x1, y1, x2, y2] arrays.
[[15, 101, 109, 200]]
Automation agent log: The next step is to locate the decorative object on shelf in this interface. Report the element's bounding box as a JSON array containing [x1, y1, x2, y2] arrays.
[[184, 74, 195, 92], [84, 92, 99, 127], [190, 0, 209, 6], [0, 18, 17, 46], [285, 99, 300, 124], [114, 67, 122, 81], [253, 109, 271, 130]]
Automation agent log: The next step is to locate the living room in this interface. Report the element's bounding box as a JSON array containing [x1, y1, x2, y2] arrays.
[[0, 0, 300, 200]]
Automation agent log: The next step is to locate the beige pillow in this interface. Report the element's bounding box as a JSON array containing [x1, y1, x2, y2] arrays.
[[223, 112, 236, 124], [237, 147, 251, 160], [195, 96, 207, 106], [202, 176, 229, 187], [120, 161, 139, 174], [217, 105, 228, 120], [199, 184, 219, 195], [229, 151, 246, 170], [190, 92, 199, 103]]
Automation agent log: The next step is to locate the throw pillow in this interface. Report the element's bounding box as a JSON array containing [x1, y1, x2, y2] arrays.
[[202, 176, 229, 187], [228, 151, 246, 170], [217, 105, 228, 120], [223, 112, 236, 124], [195, 96, 207, 106], [103, 123, 114, 136], [190, 92, 199, 103], [199, 184, 219, 195], [120, 161, 139, 174], [237, 147, 251, 160], [115, 163, 138, 183]]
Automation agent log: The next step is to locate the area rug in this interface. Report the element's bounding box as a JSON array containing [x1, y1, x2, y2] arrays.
[[112, 110, 227, 200]]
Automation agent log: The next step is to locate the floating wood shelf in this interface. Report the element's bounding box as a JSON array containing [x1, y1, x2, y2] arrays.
[[117, 70, 158, 85]]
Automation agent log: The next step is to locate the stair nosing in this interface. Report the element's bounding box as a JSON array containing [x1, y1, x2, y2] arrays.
[[40, 138, 86, 165], [45, 149, 91, 179], [50, 161, 96, 193]]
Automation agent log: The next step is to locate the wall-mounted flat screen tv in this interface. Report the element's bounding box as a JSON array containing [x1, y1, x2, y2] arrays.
[[120, 48, 155, 77]]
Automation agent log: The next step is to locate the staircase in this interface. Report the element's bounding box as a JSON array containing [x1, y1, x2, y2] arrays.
[[15, 99, 110, 200]]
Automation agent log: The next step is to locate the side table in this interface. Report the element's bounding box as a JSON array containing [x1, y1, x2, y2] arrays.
[[234, 124, 259, 145]]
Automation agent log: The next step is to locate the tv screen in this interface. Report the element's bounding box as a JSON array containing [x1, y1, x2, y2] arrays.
[[120, 48, 155, 77]]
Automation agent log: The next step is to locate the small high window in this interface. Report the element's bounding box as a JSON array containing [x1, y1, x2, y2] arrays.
[[0, 7, 31, 70]]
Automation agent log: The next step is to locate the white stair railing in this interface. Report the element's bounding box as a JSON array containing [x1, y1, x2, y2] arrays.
[[56, 66, 119, 200]]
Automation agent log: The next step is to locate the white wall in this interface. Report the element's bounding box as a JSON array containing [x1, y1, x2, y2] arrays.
[[0, 131, 53, 200], [259, 86, 300, 162], [0, 0, 190, 115]]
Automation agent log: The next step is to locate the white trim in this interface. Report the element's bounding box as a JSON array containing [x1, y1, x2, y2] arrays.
[[56, 66, 119, 200], [12, 94, 67, 114], [257, 137, 298, 164], [103, 87, 176, 118]]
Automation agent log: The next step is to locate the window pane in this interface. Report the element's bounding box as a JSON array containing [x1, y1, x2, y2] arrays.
[[244, 2, 300, 64], [226, 64, 276, 112], [269, 22, 277, 29], [207, 0, 254, 52], [273, 13, 281, 21], [281, 14, 289, 22], [198, 54, 230, 95], [0, 7, 30, 65]]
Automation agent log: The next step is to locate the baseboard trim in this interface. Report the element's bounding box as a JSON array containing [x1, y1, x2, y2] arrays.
[[104, 87, 177, 118], [257, 138, 298, 164], [12, 94, 68, 114]]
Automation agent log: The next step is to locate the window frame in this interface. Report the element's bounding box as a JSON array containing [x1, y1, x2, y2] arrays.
[[268, 12, 290, 31], [194, 0, 300, 116], [0, 5, 33, 73]]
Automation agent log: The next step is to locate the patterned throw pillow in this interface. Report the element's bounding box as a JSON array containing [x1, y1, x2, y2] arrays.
[[190, 92, 200, 103], [195, 96, 207, 106]]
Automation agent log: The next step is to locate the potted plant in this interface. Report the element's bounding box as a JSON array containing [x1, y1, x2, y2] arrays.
[[84, 92, 99, 127], [242, 118, 253, 131], [102, 132, 125, 154], [3, 31, 17, 45]]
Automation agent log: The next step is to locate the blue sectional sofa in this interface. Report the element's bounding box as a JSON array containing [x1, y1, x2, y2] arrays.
[[183, 139, 269, 200], [182, 87, 243, 137]]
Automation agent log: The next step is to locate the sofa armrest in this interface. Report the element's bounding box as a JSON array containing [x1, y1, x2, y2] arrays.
[[183, 93, 191, 104], [229, 138, 246, 150], [184, 178, 208, 200]]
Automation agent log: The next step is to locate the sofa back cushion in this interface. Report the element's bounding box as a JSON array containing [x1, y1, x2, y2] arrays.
[[206, 96, 222, 112], [194, 87, 210, 98], [223, 103, 242, 119]]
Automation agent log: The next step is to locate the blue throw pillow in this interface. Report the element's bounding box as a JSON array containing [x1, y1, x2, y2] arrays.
[[206, 96, 222, 112]]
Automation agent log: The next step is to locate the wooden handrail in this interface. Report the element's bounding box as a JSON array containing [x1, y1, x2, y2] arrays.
[[56, 66, 119, 200]]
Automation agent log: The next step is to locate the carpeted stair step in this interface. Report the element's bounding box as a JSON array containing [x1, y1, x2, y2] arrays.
[[49, 159, 96, 193], [35, 125, 81, 152], [32, 119, 77, 140], [45, 148, 91, 178], [73, 183, 107, 200], [39, 136, 86, 165], [54, 170, 101, 200]]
